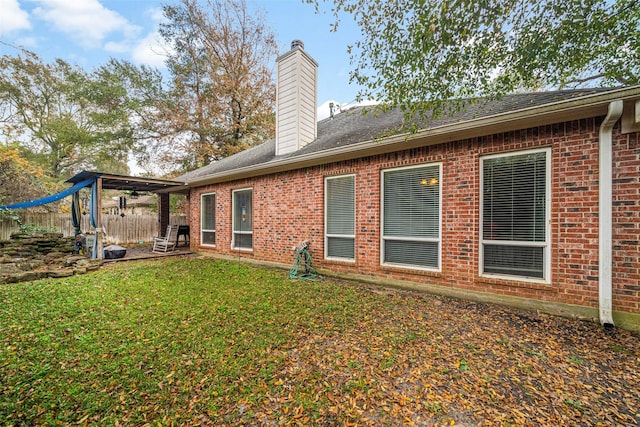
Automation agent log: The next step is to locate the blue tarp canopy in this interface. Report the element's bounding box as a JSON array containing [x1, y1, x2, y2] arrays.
[[0, 177, 98, 210]]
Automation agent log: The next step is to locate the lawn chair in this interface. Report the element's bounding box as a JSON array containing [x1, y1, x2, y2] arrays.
[[152, 225, 179, 253]]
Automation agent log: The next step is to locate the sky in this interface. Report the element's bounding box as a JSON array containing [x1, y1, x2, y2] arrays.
[[0, 0, 368, 120]]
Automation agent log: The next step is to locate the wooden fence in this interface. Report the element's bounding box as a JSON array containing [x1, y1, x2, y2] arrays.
[[0, 213, 188, 244]]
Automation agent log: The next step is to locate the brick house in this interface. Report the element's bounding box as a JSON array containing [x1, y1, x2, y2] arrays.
[[177, 41, 640, 331]]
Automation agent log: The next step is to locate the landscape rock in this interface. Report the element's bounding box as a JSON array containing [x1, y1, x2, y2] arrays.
[[65, 256, 88, 266], [47, 269, 75, 278], [0, 234, 104, 285], [0, 263, 22, 275]]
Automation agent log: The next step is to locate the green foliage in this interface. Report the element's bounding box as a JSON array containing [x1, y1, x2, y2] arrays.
[[0, 50, 136, 178], [0, 207, 18, 223], [312, 0, 640, 123], [0, 146, 50, 205], [565, 398, 587, 413], [457, 359, 470, 371], [0, 208, 57, 234], [95, 59, 167, 176], [569, 355, 585, 364], [15, 222, 58, 235]]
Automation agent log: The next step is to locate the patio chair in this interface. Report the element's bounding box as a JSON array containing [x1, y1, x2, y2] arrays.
[[152, 225, 179, 253]]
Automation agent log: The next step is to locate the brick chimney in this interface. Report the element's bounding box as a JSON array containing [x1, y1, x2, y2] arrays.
[[275, 40, 318, 156]]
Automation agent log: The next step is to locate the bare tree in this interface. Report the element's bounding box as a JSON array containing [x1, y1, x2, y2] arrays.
[[153, 0, 278, 171]]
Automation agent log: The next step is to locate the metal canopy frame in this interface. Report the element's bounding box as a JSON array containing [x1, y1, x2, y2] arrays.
[[65, 171, 188, 259], [66, 171, 188, 194]]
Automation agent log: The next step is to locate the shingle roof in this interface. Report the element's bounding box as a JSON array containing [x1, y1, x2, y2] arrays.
[[177, 87, 622, 183]]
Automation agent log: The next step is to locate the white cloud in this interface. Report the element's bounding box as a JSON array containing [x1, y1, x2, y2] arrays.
[[31, 0, 140, 48], [129, 7, 171, 67], [146, 7, 165, 22], [131, 31, 173, 68], [0, 0, 31, 33], [14, 36, 38, 48], [104, 40, 131, 54]]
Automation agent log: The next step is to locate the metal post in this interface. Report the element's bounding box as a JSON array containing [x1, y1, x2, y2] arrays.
[[95, 178, 104, 260]]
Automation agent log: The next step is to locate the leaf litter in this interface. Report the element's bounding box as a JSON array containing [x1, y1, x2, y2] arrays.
[[0, 258, 638, 426]]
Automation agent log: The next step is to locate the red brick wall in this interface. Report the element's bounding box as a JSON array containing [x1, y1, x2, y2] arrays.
[[188, 119, 640, 316], [612, 128, 640, 314]]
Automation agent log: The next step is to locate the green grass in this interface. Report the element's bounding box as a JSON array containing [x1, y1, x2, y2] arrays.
[[0, 258, 365, 425], [1, 257, 639, 426]]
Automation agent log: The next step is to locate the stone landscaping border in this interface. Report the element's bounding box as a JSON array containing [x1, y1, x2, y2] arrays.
[[0, 233, 103, 285]]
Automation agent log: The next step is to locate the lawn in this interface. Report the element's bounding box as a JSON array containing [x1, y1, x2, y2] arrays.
[[1, 257, 638, 426]]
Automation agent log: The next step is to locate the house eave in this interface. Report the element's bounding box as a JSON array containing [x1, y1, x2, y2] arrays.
[[186, 86, 640, 187]]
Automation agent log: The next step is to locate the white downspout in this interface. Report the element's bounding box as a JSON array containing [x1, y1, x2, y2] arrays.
[[598, 100, 623, 327]]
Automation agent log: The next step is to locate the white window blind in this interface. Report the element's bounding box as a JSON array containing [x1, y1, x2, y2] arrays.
[[481, 150, 549, 279], [232, 188, 252, 250], [325, 175, 355, 260], [201, 193, 216, 246], [382, 164, 441, 269]]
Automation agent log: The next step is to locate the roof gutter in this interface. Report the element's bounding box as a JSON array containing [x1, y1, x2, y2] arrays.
[[598, 100, 624, 327], [187, 86, 640, 187]]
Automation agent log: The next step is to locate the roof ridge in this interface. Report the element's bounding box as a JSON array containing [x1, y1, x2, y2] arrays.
[[180, 86, 638, 185]]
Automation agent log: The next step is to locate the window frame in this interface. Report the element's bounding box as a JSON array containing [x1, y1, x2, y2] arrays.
[[479, 148, 552, 283], [200, 192, 216, 247], [380, 163, 442, 272], [231, 187, 253, 251], [324, 174, 356, 262]]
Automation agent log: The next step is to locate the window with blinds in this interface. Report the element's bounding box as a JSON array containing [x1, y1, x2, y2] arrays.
[[325, 175, 355, 260], [232, 188, 252, 250], [481, 149, 550, 280], [201, 193, 216, 246], [381, 164, 441, 270]]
